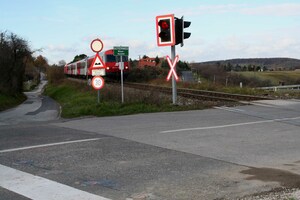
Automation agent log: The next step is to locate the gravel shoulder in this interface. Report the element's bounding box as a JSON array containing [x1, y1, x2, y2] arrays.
[[239, 188, 300, 200]]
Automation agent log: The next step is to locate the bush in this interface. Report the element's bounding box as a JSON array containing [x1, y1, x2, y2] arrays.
[[0, 93, 26, 111], [46, 67, 65, 84], [127, 66, 167, 82]]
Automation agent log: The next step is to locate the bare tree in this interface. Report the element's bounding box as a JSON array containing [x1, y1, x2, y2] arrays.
[[0, 31, 32, 95]]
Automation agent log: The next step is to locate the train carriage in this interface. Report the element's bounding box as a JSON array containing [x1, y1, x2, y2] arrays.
[[64, 49, 129, 78]]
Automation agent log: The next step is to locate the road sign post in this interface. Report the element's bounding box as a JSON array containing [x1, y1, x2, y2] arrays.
[[91, 76, 105, 104], [90, 38, 105, 104], [113, 46, 129, 103], [120, 56, 124, 103]]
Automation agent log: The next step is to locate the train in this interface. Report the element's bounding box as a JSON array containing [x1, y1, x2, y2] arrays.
[[64, 49, 129, 78]]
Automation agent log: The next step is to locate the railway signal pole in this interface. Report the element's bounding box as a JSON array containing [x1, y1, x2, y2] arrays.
[[156, 14, 191, 104], [171, 45, 177, 104]]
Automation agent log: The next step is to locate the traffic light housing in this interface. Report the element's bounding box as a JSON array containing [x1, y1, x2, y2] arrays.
[[175, 16, 191, 46], [156, 14, 175, 46]]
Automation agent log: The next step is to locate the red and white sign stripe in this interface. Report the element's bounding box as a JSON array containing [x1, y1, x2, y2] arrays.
[[166, 55, 179, 81]]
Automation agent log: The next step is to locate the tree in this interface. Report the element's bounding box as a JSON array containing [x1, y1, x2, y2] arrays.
[[34, 55, 48, 72], [71, 54, 87, 63], [24, 57, 39, 81], [224, 62, 232, 71], [0, 31, 32, 95], [161, 59, 169, 69], [129, 58, 138, 69], [177, 61, 191, 71], [155, 56, 160, 66], [58, 60, 66, 67]]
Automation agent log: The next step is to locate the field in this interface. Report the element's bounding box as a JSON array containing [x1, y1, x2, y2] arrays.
[[237, 71, 300, 86]]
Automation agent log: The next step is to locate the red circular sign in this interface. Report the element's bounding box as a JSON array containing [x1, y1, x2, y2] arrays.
[[91, 76, 105, 90], [90, 38, 103, 53]]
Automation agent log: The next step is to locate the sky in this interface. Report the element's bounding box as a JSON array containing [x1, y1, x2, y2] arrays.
[[1, 0, 300, 64]]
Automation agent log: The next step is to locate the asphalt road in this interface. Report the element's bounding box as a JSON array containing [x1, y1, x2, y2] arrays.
[[0, 82, 300, 200], [0, 80, 59, 126]]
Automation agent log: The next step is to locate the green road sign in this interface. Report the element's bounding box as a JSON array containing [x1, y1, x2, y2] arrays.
[[113, 46, 129, 56]]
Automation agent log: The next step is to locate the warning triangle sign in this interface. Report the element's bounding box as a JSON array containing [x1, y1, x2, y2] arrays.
[[90, 54, 105, 69]]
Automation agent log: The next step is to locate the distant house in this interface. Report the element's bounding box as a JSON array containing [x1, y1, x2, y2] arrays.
[[138, 57, 165, 68]]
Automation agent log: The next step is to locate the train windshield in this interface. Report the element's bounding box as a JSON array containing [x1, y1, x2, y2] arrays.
[[106, 55, 116, 62]]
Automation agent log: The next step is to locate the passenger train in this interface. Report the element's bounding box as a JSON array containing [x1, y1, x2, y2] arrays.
[[64, 49, 129, 78]]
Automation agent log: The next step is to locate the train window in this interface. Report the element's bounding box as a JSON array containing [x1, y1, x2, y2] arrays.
[[80, 62, 85, 68]]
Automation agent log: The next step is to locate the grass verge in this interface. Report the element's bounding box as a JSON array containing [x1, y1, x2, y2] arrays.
[[44, 79, 217, 118], [0, 93, 27, 111]]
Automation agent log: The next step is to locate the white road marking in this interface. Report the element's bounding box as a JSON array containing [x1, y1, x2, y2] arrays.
[[247, 102, 277, 108], [214, 106, 245, 112], [0, 164, 111, 200], [161, 116, 300, 133], [0, 138, 102, 153]]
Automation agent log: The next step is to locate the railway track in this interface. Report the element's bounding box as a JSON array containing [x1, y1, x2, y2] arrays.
[[68, 78, 272, 102], [121, 82, 273, 102]]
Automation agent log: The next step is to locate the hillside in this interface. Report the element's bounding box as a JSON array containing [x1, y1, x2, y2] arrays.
[[192, 58, 300, 70]]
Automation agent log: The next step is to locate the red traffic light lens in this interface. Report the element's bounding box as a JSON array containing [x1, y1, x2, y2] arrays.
[[159, 20, 169, 29], [161, 21, 168, 29]]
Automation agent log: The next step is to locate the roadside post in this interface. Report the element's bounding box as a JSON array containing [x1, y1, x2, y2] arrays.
[[113, 46, 129, 103], [90, 38, 106, 103], [91, 76, 105, 103], [156, 14, 191, 104]]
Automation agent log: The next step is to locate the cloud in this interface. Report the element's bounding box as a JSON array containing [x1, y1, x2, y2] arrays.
[[46, 44, 75, 52], [40, 44, 80, 64], [181, 3, 300, 17], [176, 4, 243, 16], [192, 31, 300, 62], [241, 3, 300, 16], [40, 17, 65, 23]]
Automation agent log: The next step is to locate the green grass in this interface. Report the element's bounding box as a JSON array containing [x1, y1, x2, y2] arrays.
[[237, 71, 300, 86], [0, 93, 26, 111], [44, 80, 212, 118]]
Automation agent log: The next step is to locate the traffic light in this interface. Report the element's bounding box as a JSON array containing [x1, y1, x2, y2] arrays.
[[156, 14, 175, 46], [175, 16, 191, 46]]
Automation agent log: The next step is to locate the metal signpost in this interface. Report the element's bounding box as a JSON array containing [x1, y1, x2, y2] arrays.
[[156, 14, 191, 104], [91, 76, 105, 103], [156, 14, 178, 104], [113, 46, 129, 103], [90, 38, 106, 103]]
